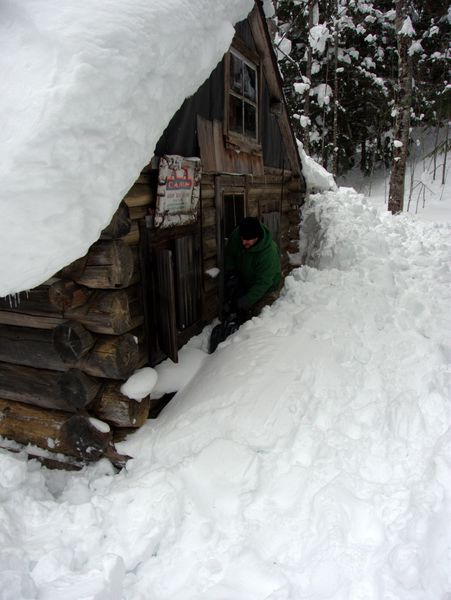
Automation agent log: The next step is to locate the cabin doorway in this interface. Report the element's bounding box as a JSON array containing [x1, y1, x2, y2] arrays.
[[140, 222, 202, 365], [214, 175, 247, 311]]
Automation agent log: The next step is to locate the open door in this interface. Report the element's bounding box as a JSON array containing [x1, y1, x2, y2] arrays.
[[140, 225, 202, 365]]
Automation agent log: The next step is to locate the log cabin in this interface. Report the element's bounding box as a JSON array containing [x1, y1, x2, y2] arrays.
[[0, 0, 305, 467]]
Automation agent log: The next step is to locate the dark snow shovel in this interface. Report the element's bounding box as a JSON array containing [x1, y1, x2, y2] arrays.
[[209, 313, 240, 353]]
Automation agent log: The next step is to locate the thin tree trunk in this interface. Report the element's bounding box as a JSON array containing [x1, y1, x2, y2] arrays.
[[388, 0, 413, 214], [303, 0, 315, 154], [332, 0, 339, 176], [442, 121, 449, 186]]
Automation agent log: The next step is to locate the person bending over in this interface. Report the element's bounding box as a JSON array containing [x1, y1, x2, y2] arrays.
[[224, 216, 281, 321]]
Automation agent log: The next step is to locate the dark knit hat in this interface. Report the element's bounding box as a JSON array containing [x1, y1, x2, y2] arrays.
[[239, 217, 262, 240]]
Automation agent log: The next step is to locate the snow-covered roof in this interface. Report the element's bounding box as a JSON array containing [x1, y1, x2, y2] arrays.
[[0, 0, 254, 297]]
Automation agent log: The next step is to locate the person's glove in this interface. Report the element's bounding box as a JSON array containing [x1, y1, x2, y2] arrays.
[[236, 296, 251, 311]]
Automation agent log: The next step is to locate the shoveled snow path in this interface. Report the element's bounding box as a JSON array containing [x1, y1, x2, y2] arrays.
[[0, 187, 450, 600]]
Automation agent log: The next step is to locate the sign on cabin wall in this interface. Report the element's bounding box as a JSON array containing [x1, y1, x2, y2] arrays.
[[155, 155, 202, 227]]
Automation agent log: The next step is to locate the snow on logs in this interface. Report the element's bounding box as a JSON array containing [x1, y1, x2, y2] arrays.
[[0, 190, 153, 466]]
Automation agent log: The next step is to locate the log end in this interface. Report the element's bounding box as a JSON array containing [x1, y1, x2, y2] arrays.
[[60, 415, 112, 461]]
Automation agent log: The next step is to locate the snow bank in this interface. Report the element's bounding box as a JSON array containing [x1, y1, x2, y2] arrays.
[[1, 187, 450, 599], [0, 0, 254, 296]]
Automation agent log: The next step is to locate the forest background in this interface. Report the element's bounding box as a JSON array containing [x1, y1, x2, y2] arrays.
[[269, 0, 449, 210]]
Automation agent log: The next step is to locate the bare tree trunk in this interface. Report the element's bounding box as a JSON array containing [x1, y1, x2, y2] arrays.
[[302, 0, 315, 154], [388, 0, 413, 214], [442, 121, 449, 186], [332, 0, 339, 176]]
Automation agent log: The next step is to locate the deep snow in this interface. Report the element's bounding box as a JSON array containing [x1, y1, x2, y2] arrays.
[[1, 183, 450, 600]]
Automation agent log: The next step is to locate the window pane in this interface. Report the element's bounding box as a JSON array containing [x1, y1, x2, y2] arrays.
[[243, 63, 256, 101], [230, 54, 243, 94], [229, 94, 243, 134], [244, 102, 256, 139]]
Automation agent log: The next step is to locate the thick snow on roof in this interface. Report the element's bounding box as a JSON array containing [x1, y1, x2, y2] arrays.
[[0, 0, 254, 296]]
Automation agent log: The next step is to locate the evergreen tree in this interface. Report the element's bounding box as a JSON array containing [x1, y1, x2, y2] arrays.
[[272, 0, 449, 178]]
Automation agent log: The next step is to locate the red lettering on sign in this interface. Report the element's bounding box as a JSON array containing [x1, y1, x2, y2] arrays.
[[167, 167, 192, 190]]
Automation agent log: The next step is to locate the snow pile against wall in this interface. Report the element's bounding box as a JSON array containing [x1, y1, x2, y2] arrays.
[[297, 139, 337, 192], [0, 187, 450, 599], [0, 0, 254, 296]]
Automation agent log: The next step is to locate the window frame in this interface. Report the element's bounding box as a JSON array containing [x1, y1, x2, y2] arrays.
[[224, 44, 261, 152]]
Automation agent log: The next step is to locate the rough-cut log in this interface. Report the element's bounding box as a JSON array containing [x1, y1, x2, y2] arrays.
[[48, 280, 92, 311], [59, 368, 100, 410], [121, 221, 140, 246], [75, 288, 143, 334], [0, 363, 99, 412], [90, 382, 150, 428], [0, 288, 143, 334], [0, 286, 52, 312], [100, 202, 132, 239], [0, 399, 112, 461], [79, 334, 139, 379], [53, 321, 95, 362], [0, 323, 138, 379], [61, 240, 139, 289], [60, 415, 112, 460], [123, 183, 154, 208], [0, 324, 62, 371]]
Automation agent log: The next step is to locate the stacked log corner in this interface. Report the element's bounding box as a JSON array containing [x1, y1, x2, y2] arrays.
[[0, 189, 154, 467]]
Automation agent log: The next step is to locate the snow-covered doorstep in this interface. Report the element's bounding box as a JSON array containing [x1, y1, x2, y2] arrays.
[[1, 187, 450, 600], [0, 0, 254, 297]]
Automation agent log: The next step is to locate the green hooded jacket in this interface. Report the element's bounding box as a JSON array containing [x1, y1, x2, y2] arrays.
[[224, 223, 281, 307]]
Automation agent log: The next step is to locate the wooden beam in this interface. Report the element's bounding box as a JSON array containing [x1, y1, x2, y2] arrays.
[[90, 382, 150, 428], [61, 240, 139, 289], [0, 288, 143, 335], [100, 202, 132, 239], [0, 363, 99, 412], [0, 399, 112, 461]]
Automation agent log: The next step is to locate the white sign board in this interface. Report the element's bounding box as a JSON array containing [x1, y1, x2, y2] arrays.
[[155, 155, 201, 227]]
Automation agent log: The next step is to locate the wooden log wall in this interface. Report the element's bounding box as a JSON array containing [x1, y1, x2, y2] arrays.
[[0, 181, 155, 468]]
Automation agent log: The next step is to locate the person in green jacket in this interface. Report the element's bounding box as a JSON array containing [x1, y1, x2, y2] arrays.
[[224, 216, 281, 320]]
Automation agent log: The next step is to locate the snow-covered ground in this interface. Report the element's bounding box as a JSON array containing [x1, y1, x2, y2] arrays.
[[1, 175, 450, 599], [338, 128, 451, 224]]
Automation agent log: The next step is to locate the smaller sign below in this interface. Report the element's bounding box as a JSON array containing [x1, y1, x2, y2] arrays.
[[155, 155, 202, 228]]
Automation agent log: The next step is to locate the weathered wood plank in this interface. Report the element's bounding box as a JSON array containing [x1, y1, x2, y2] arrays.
[[123, 184, 154, 208], [121, 221, 140, 245], [53, 321, 95, 362], [100, 202, 131, 239], [62, 240, 139, 289], [48, 280, 92, 311], [0, 288, 143, 335], [0, 363, 99, 412]]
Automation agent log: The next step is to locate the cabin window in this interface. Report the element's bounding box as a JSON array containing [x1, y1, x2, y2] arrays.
[[227, 50, 258, 142]]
